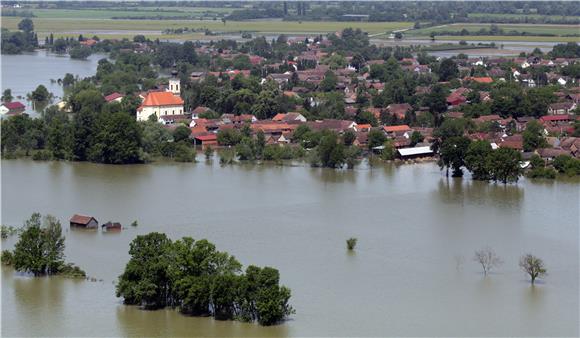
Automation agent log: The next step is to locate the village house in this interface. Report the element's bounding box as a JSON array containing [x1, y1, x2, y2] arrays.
[[221, 114, 257, 125], [272, 112, 307, 122], [383, 124, 412, 138], [104, 92, 124, 103], [307, 119, 356, 133], [447, 87, 470, 107], [548, 102, 576, 115], [193, 134, 218, 147], [0, 101, 25, 115], [70, 214, 98, 228]]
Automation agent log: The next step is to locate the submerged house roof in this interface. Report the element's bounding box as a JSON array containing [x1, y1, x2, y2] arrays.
[[70, 214, 97, 225]]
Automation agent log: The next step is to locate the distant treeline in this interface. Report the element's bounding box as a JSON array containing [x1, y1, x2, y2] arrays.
[[0, 9, 35, 17]]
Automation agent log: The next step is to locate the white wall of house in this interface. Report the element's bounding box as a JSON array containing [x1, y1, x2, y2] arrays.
[[137, 104, 184, 121]]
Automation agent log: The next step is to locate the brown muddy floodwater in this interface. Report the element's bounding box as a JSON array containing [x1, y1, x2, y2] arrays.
[[1, 159, 578, 337]]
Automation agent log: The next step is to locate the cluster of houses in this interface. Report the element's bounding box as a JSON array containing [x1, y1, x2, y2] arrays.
[[3, 34, 579, 162], [118, 36, 579, 161]]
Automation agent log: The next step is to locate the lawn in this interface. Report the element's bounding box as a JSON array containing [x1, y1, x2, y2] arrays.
[[1, 17, 411, 35], [410, 23, 580, 36]]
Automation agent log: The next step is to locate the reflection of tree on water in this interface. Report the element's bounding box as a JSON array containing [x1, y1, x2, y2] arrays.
[[309, 167, 357, 185], [115, 307, 290, 337], [11, 269, 65, 324], [437, 178, 523, 209]]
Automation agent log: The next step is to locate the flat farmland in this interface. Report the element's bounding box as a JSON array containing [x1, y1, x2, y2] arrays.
[[1, 17, 412, 35], [434, 35, 580, 43], [410, 23, 580, 36]]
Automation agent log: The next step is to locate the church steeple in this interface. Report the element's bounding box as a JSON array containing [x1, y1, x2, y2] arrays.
[[168, 62, 180, 95]]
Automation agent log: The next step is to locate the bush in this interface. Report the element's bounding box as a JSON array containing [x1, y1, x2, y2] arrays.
[[32, 149, 53, 161], [174, 143, 195, 162], [57, 262, 86, 278], [527, 167, 556, 179], [69, 46, 92, 59], [219, 148, 235, 165], [204, 146, 214, 160], [1, 225, 18, 238], [346, 238, 357, 250], [1, 250, 14, 266]]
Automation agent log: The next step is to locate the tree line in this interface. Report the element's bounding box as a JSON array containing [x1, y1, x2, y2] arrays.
[[117, 232, 294, 326]]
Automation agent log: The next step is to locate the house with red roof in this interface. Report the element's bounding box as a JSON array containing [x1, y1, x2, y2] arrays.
[[447, 88, 470, 106], [1, 101, 26, 115], [193, 133, 218, 147], [104, 92, 124, 103], [272, 112, 307, 122], [464, 77, 493, 84], [383, 124, 412, 137], [69, 214, 98, 228], [80, 39, 97, 47]]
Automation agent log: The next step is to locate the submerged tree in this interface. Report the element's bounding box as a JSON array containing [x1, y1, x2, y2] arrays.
[[117, 232, 294, 325], [473, 247, 503, 275], [519, 254, 547, 285], [346, 238, 358, 250], [12, 213, 66, 276]]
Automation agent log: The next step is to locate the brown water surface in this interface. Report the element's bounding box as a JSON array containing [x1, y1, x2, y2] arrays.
[[1, 159, 578, 336]]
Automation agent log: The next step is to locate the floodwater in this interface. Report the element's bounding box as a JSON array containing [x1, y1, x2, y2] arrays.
[[1, 159, 578, 337], [0, 51, 103, 111]]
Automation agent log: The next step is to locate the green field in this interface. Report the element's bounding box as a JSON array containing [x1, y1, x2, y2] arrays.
[[1, 17, 412, 36], [22, 7, 231, 19], [468, 12, 580, 20], [435, 35, 580, 43], [410, 23, 580, 36]]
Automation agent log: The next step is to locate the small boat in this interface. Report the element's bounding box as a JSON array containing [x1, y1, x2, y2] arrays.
[[102, 222, 122, 231]]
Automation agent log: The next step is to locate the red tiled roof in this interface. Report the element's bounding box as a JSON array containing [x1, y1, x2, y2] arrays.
[[141, 92, 183, 107], [2, 101, 25, 110], [540, 115, 571, 122], [272, 113, 286, 121], [104, 92, 123, 102], [466, 77, 493, 84], [384, 125, 411, 133], [195, 134, 217, 141]]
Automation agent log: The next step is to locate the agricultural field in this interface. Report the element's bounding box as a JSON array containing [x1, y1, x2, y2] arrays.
[[1, 17, 412, 37], [468, 12, 580, 20], [409, 23, 580, 36], [434, 35, 580, 43], [21, 7, 231, 19]]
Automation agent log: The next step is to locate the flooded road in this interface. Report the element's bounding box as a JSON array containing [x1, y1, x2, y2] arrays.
[[1, 159, 578, 336]]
